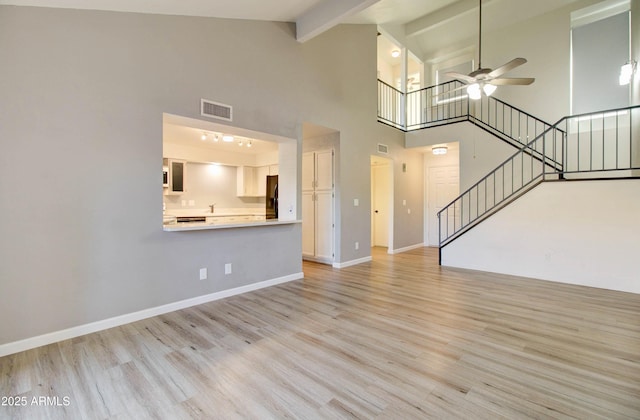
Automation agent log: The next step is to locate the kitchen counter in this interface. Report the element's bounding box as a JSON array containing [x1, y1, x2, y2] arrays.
[[163, 218, 301, 231], [165, 208, 265, 218], [162, 207, 299, 231]]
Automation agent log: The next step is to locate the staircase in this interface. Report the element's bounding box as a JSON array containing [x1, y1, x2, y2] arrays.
[[377, 80, 640, 263], [437, 105, 639, 258]]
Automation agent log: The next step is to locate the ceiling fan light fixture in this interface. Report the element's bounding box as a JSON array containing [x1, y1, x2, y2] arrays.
[[467, 83, 482, 100], [483, 83, 497, 96]]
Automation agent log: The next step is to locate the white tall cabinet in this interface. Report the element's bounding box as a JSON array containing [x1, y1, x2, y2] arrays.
[[302, 150, 334, 263]]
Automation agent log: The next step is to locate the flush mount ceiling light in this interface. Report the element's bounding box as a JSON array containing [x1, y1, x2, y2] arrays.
[[391, 49, 401, 58], [222, 135, 234, 142], [619, 60, 637, 86], [432, 146, 448, 155]]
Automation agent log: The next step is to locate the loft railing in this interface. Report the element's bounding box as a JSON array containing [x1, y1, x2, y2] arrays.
[[560, 107, 639, 178], [437, 105, 640, 250], [377, 79, 404, 129], [379, 79, 564, 168], [405, 80, 469, 129]]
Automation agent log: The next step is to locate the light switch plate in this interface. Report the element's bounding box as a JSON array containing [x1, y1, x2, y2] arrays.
[[354, 198, 359, 206]]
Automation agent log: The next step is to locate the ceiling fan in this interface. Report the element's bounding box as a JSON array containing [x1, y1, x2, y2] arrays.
[[445, 0, 534, 99]]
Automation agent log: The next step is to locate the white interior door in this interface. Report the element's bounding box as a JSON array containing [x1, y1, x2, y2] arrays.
[[428, 166, 459, 246], [372, 163, 390, 247]]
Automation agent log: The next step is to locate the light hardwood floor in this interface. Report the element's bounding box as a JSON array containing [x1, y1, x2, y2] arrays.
[[1, 247, 639, 419]]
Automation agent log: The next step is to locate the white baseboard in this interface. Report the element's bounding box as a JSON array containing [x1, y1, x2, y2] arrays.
[[0, 272, 304, 358], [333, 256, 372, 269], [389, 243, 425, 254]]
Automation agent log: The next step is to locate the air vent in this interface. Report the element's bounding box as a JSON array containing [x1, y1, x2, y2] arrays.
[[377, 143, 389, 154], [201, 99, 232, 121]]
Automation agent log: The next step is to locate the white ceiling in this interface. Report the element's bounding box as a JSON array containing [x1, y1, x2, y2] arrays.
[[0, 0, 324, 21], [1, 0, 581, 61], [164, 123, 279, 155]]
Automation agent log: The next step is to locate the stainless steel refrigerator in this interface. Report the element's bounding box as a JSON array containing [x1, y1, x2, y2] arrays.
[[266, 175, 278, 219]]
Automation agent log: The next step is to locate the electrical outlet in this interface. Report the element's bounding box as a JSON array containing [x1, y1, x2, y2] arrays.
[[355, 241, 359, 250], [402, 200, 406, 206], [408, 208, 411, 214], [199, 268, 207, 280], [188, 200, 195, 207], [354, 198, 359, 207], [181, 200, 186, 207], [224, 263, 232, 275]]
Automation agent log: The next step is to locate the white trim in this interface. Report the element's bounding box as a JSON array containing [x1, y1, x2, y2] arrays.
[[388, 243, 425, 255], [332, 256, 372, 268], [0, 272, 303, 358], [570, 0, 630, 29]]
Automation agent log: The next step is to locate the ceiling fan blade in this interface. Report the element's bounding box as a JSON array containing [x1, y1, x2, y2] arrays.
[[488, 57, 527, 78], [444, 72, 475, 84], [434, 84, 468, 97], [491, 77, 535, 86]]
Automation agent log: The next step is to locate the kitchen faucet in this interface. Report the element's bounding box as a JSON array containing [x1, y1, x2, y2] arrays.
[[209, 203, 216, 213]]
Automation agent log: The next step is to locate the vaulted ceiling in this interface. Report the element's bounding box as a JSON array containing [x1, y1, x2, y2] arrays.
[[1, 0, 581, 61]]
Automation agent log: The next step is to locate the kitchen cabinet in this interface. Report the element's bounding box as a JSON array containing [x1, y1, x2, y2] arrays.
[[302, 150, 334, 263], [256, 165, 269, 197], [237, 166, 258, 197], [238, 165, 274, 197], [165, 159, 186, 194]]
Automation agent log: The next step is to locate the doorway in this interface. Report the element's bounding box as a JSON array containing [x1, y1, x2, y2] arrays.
[[371, 155, 393, 250], [427, 166, 459, 246], [424, 142, 460, 247]]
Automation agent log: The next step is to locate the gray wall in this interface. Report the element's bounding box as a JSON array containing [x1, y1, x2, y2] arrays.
[[0, 6, 422, 346], [572, 11, 630, 114]]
